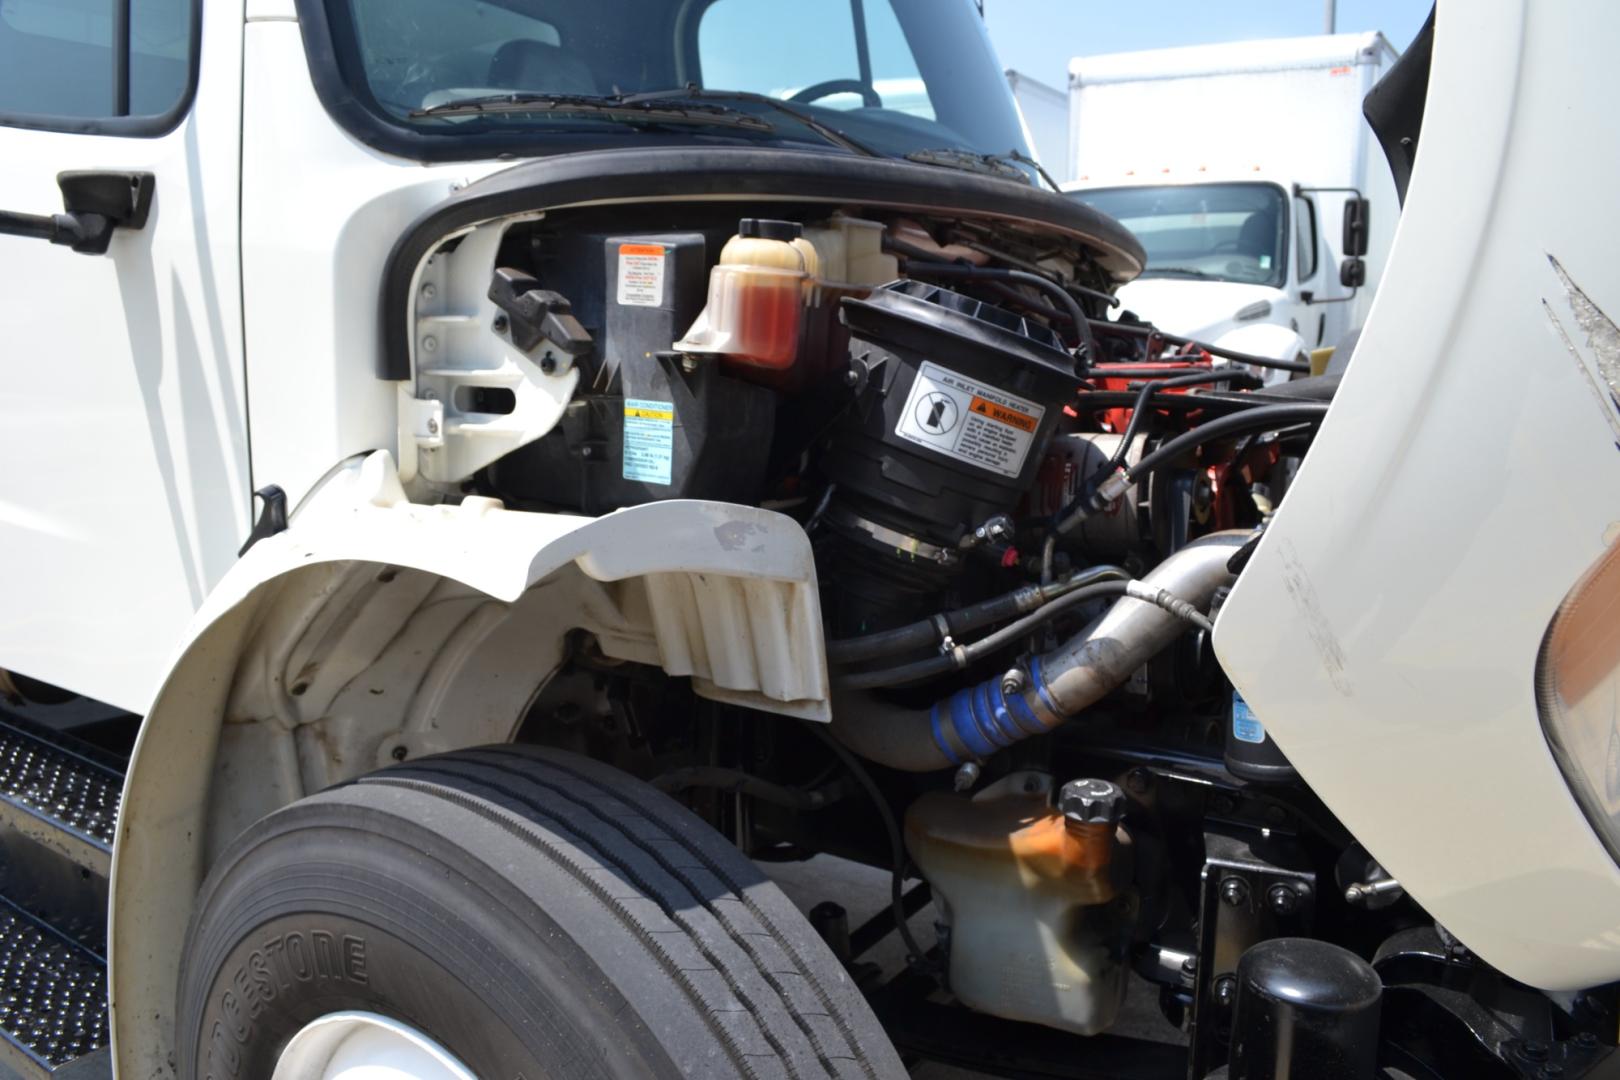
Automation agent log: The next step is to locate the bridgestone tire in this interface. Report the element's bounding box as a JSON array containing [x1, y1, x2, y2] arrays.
[[176, 745, 906, 1079]]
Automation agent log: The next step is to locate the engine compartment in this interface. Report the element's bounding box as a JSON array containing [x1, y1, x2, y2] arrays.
[[383, 167, 1609, 1074], [401, 188, 1326, 1040]]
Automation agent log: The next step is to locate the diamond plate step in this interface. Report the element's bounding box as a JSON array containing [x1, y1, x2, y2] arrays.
[[0, 895, 108, 1080], [0, 719, 119, 878]]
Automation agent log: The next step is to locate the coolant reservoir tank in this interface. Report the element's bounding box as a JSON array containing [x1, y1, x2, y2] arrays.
[[906, 773, 1133, 1036], [676, 218, 807, 370]]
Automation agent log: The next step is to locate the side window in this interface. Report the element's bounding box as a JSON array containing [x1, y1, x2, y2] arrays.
[[1293, 195, 1320, 281], [0, 0, 193, 124]]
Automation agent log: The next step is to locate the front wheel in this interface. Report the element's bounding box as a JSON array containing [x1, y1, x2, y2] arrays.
[[176, 744, 905, 1079]]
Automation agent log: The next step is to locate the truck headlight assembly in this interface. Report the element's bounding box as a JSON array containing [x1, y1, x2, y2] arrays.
[[1537, 540, 1620, 862]]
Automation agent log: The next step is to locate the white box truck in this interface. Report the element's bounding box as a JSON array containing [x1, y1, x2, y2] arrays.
[[1067, 32, 1399, 367], [1006, 69, 1071, 184]]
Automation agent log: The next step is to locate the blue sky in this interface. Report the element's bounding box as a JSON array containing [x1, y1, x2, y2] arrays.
[[985, 1, 1432, 89]]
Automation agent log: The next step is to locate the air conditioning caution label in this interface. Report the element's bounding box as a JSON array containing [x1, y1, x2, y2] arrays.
[[623, 398, 674, 484], [894, 361, 1044, 479]]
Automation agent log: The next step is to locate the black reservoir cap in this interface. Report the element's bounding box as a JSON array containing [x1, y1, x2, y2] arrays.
[[738, 218, 802, 242]]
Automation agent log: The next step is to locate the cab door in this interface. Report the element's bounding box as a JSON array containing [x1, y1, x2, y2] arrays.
[[0, 0, 248, 712]]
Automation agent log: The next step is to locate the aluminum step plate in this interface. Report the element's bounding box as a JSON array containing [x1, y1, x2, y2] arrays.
[[0, 720, 119, 877], [0, 896, 107, 1078]]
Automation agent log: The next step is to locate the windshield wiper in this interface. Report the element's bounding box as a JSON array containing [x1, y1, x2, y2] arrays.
[[1141, 266, 1213, 279], [410, 92, 774, 133], [621, 87, 881, 158], [998, 148, 1063, 192], [905, 147, 1033, 185]]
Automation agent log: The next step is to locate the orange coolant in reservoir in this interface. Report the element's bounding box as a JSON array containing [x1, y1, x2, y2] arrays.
[[729, 272, 803, 369], [677, 218, 811, 371]]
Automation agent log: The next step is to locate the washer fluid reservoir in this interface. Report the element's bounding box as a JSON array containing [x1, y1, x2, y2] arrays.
[[677, 218, 811, 371], [905, 772, 1134, 1036]]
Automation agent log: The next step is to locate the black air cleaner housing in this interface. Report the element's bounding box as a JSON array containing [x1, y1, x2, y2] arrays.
[[822, 280, 1078, 552]]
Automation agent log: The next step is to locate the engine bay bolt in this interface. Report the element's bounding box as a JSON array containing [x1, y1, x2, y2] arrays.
[[1213, 974, 1237, 1008], [426, 418, 440, 436], [681, 354, 700, 374], [540, 354, 557, 374], [843, 367, 860, 388], [999, 668, 1025, 696], [1266, 883, 1302, 915], [1521, 1040, 1549, 1062], [952, 762, 981, 792], [1344, 877, 1403, 904], [1219, 876, 1250, 907], [492, 314, 508, 333], [390, 745, 408, 762], [421, 335, 438, 353], [419, 282, 436, 300], [972, 515, 1015, 545], [1060, 778, 1125, 830], [1125, 768, 1153, 795]]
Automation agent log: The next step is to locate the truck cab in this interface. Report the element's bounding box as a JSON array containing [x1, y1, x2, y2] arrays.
[[1066, 32, 1399, 369], [1067, 175, 1357, 370]]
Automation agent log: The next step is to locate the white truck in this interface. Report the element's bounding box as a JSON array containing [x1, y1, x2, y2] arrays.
[[1, 3, 1619, 1080], [1066, 32, 1400, 368], [1005, 69, 1071, 184]]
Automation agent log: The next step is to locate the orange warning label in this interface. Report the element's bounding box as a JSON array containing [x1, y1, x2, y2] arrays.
[[969, 396, 1038, 433], [619, 243, 667, 256]]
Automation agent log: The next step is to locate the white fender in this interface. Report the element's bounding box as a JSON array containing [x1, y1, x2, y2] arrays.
[[109, 450, 827, 1078]]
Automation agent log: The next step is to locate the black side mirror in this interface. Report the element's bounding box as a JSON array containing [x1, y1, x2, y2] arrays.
[[1340, 257, 1367, 288], [1342, 196, 1371, 257], [0, 171, 154, 256]]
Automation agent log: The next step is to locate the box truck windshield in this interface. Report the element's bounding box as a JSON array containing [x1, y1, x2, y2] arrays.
[[325, 0, 1028, 162], [1075, 182, 1288, 288]]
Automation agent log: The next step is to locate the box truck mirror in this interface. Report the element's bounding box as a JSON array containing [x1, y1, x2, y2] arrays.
[[1342, 196, 1371, 257], [1340, 256, 1367, 288]]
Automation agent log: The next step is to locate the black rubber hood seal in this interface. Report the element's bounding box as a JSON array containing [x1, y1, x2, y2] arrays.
[[377, 145, 1145, 380]]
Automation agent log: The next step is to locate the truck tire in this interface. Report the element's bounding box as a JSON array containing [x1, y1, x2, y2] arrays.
[[176, 744, 905, 1080]]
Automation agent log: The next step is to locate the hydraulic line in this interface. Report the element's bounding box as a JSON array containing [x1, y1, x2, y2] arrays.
[[837, 578, 1211, 690], [1056, 402, 1330, 535], [1089, 319, 1312, 373], [804, 723, 930, 966], [830, 531, 1249, 771], [1100, 369, 1266, 473], [826, 564, 1130, 665]]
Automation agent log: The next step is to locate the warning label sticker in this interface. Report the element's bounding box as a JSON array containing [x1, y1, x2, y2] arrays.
[[623, 398, 674, 484], [894, 361, 1044, 478], [1232, 692, 1267, 744], [616, 244, 667, 307]]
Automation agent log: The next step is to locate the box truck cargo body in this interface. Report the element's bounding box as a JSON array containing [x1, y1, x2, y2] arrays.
[[1006, 69, 1071, 184], [1067, 33, 1398, 363]]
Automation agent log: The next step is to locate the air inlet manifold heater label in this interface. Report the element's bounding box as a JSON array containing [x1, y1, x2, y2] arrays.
[[895, 361, 1045, 479]]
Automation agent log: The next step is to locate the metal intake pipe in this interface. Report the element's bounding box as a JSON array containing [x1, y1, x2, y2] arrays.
[[831, 531, 1249, 772]]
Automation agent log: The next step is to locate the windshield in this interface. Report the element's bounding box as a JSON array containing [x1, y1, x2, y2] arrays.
[[1071, 183, 1289, 287], [327, 0, 1029, 164]]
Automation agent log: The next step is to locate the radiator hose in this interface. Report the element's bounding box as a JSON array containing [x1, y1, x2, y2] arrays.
[[830, 531, 1249, 772]]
